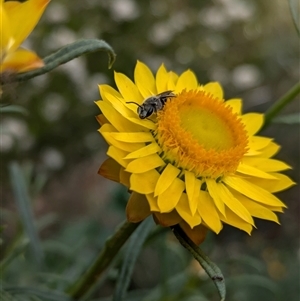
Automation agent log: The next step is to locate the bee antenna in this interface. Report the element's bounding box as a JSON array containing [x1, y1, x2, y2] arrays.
[[126, 101, 142, 108]]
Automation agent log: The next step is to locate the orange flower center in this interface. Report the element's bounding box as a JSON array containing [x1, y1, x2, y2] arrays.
[[155, 89, 248, 178]]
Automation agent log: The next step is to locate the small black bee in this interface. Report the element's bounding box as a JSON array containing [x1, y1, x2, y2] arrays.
[[127, 90, 175, 119]]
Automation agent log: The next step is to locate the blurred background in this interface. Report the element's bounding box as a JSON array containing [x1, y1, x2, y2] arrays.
[[1, 0, 299, 300]]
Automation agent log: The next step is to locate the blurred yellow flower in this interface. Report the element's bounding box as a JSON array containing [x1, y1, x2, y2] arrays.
[[96, 61, 295, 244], [0, 0, 50, 73]]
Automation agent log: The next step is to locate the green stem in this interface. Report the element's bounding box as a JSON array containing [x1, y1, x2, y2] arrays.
[[263, 82, 300, 130], [172, 225, 226, 301], [66, 220, 141, 300]]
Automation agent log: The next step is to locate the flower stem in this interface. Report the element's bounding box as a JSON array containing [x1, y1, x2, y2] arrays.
[[66, 220, 141, 300], [172, 225, 226, 301], [263, 82, 300, 130]]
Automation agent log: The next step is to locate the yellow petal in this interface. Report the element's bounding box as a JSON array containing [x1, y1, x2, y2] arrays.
[[98, 158, 120, 182], [109, 131, 154, 143], [134, 61, 157, 98], [241, 113, 264, 136], [126, 192, 151, 223], [157, 178, 185, 213], [246, 173, 296, 193], [241, 157, 291, 172], [167, 71, 178, 90], [198, 191, 223, 234], [185, 171, 201, 216], [248, 136, 273, 151], [4, 0, 50, 52], [126, 154, 166, 173], [124, 143, 161, 159], [100, 85, 138, 119], [146, 193, 160, 211], [126, 116, 157, 130], [100, 126, 144, 153], [154, 163, 181, 196], [231, 190, 280, 223], [226, 98, 242, 115], [202, 82, 223, 100], [98, 122, 116, 133], [1, 48, 44, 73], [259, 142, 280, 158], [0, 6, 13, 52], [97, 101, 139, 132], [153, 211, 182, 227], [130, 169, 160, 194], [156, 63, 169, 92], [176, 193, 201, 228], [258, 159, 292, 172], [175, 70, 198, 92], [263, 204, 284, 213], [107, 146, 129, 168], [99, 84, 121, 102], [221, 208, 253, 235], [206, 178, 226, 216], [224, 176, 287, 208], [179, 222, 208, 245], [214, 183, 254, 225], [237, 161, 277, 179], [114, 71, 143, 102]]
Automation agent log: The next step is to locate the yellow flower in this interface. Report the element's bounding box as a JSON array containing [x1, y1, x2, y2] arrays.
[[96, 61, 295, 245], [0, 0, 50, 73]]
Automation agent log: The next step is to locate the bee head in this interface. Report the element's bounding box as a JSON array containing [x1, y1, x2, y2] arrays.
[[137, 105, 154, 119]]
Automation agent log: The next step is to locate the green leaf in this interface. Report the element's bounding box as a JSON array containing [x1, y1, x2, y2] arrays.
[[66, 220, 141, 300], [13, 39, 116, 83], [4, 287, 72, 301], [289, 0, 300, 36], [0, 289, 16, 301], [0, 238, 29, 271], [226, 274, 279, 294], [273, 112, 300, 124], [227, 255, 266, 273], [0, 105, 28, 115], [142, 272, 191, 301], [8, 162, 44, 266], [113, 218, 154, 301]]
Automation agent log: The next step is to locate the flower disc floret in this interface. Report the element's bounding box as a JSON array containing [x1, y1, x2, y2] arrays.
[[156, 89, 249, 178]]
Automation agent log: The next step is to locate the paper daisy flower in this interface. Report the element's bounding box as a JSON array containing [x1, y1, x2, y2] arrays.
[[0, 0, 50, 74], [96, 61, 295, 244]]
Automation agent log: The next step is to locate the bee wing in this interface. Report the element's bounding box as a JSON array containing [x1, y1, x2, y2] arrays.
[[157, 90, 175, 97]]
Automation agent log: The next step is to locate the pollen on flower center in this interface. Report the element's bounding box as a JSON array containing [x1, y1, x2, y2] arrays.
[[156, 89, 248, 178]]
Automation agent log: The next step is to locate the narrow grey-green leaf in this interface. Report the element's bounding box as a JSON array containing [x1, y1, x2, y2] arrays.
[[14, 39, 116, 83], [5, 287, 72, 301], [289, 0, 300, 36], [8, 162, 44, 265], [142, 272, 191, 301], [0, 238, 29, 271], [66, 220, 141, 300], [273, 112, 300, 124], [226, 274, 279, 294], [172, 225, 226, 301], [227, 255, 266, 273], [0, 105, 28, 115], [113, 218, 154, 301], [0, 289, 16, 301]]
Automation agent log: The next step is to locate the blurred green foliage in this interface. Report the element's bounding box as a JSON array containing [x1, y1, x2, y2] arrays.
[[1, 0, 299, 300]]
